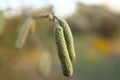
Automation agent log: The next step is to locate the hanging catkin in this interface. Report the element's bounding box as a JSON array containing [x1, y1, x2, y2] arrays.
[[0, 11, 5, 34], [59, 18, 76, 61], [54, 25, 73, 77], [15, 19, 31, 49]]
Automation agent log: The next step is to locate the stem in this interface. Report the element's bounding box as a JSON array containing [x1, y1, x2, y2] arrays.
[[28, 14, 49, 18], [26, 12, 59, 23]]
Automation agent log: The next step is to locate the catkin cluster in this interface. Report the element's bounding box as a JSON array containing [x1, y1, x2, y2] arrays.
[[14, 14, 75, 77], [59, 19, 76, 61], [54, 18, 76, 77], [54, 25, 73, 76]]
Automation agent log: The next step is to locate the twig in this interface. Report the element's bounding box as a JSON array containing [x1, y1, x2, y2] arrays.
[[25, 12, 59, 22]]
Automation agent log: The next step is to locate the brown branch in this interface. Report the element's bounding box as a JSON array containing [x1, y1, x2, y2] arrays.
[[25, 12, 59, 23]]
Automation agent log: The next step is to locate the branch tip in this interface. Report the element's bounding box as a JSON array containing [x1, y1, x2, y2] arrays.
[[25, 12, 60, 23]]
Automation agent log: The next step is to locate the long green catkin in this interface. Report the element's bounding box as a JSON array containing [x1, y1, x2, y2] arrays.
[[15, 19, 31, 49], [54, 25, 73, 77], [59, 19, 76, 61], [0, 11, 5, 34]]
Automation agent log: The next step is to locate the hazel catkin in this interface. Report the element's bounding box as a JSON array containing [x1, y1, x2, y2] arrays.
[[0, 11, 5, 35], [54, 25, 73, 77], [59, 19, 76, 61], [36, 52, 51, 77], [15, 19, 31, 49]]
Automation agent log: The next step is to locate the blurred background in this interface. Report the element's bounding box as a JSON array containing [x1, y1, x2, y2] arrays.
[[0, 0, 120, 80]]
